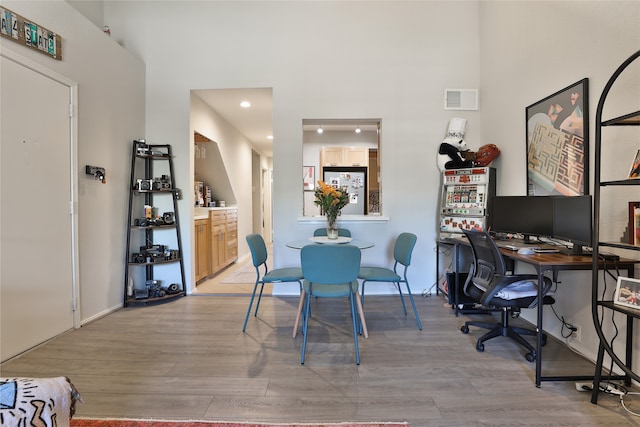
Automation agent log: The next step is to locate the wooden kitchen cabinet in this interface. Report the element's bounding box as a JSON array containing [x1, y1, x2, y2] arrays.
[[225, 208, 238, 264], [344, 147, 368, 166], [209, 208, 238, 276], [320, 147, 369, 167], [195, 219, 210, 282]]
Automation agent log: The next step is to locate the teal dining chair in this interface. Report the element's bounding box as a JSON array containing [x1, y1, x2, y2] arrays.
[[358, 232, 423, 330], [299, 244, 363, 364], [313, 228, 352, 237], [243, 234, 304, 332]]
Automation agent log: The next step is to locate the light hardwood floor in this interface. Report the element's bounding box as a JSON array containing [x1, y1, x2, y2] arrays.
[[2, 291, 639, 426]]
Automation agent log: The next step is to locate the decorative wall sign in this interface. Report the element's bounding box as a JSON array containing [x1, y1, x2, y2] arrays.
[[526, 79, 588, 196], [0, 6, 62, 60]]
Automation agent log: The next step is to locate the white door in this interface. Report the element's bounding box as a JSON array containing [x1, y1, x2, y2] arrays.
[[1, 55, 74, 361]]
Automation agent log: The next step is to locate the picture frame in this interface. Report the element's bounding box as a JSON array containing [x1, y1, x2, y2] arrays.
[[629, 150, 640, 179], [526, 78, 589, 196], [302, 166, 315, 191], [614, 276, 640, 309], [629, 201, 640, 245]]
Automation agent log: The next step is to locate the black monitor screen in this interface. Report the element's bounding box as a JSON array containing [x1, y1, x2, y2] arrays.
[[553, 195, 592, 255], [489, 196, 554, 241]]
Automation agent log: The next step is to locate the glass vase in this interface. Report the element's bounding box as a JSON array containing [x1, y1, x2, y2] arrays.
[[326, 214, 339, 240]]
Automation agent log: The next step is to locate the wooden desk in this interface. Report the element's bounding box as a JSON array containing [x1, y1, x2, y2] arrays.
[[440, 235, 637, 387]]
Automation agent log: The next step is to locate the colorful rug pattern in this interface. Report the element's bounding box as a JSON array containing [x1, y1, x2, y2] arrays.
[[70, 419, 407, 427]]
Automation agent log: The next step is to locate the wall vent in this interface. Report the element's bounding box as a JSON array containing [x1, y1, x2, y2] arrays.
[[444, 89, 479, 110]]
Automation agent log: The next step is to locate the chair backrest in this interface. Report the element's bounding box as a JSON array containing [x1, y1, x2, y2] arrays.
[[462, 230, 508, 290], [313, 228, 352, 237], [301, 244, 361, 285], [246, 233, 268, 267], [393, 232, 417, 267]]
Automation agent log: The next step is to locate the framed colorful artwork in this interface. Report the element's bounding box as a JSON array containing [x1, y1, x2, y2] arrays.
[[629, 150, 640, 178], [303, 166, 315, 191], [526, 78, 589, 196], [614, 276, 640, 309], [629, 202, 640, 245]]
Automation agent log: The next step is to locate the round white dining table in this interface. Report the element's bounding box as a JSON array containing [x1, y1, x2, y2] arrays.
[[286, 236, 374, 340], [285, 237, 375, 250]]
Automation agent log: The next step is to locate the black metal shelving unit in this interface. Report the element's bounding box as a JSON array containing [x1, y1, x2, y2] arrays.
[[591, 50, 640, 403], [124, 140, 186, 307]]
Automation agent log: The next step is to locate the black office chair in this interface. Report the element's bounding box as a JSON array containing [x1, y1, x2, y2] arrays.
[[313, 228, 351, 237], [460, 230, 555, 362]]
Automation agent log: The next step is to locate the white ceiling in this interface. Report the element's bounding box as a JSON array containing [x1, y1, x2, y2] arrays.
[[193, 88, 380, 158], [194, 88, 274, 157]]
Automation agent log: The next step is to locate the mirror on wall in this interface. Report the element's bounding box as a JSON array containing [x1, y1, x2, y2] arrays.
[[302, 119, 381, 217]]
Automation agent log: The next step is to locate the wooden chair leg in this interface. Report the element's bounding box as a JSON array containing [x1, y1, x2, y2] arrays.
[[355, 290, 368, 339], [292, 289, 306, 338]]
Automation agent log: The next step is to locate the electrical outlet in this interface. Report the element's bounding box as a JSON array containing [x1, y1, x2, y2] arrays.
[[575, 381, 593, 392], [570, 325, 581, 342]]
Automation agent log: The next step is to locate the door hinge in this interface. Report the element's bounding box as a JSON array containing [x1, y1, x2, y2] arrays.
[[71, 297, 77, 312], [69, 103, 74, 118]]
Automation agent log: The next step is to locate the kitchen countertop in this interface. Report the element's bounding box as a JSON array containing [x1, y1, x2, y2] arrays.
[[194, 206, 236, 220]]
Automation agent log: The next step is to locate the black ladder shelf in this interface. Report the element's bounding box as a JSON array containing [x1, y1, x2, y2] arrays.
[[124, 139, 186, 307], [590, 50, 640, 403]]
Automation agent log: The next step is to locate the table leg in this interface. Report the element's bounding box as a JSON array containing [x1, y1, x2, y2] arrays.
[[355, 290, 368, 339], [292, 289, 305, 338], [535, 268, 545, 387]]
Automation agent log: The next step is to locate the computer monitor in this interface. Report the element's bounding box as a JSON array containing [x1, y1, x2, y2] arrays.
[[489, 196, 554, 243], [552, 195, 592, 255]]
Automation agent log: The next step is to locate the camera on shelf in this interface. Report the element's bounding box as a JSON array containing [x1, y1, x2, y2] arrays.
[[151, 175, 171, 190], [165, 249, 179, 260], [133, 218, 148, 227], [133, 211, 174, 227], [135, 179, 153, 191], [131, 244, 177, 263], [162, 212, 175, 225], [134, 288, 149, 299], [131, 252, 146, 263], [165, 283, 181, 295], [135, 140, 150, 156], [145, 280, 166, 298]]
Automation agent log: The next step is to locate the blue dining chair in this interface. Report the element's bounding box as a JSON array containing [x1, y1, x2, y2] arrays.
[[243, 234, 304, 332], [358, 232, 423, 330], [299, 244, 363, 364], [313, 228, 352, 237]]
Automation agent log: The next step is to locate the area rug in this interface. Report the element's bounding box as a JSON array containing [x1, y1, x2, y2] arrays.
[[70, 419, 408, 427], [221, 269, 258, 284]]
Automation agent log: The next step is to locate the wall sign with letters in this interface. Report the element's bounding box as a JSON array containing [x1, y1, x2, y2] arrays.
[[0, 6, 62, 60]]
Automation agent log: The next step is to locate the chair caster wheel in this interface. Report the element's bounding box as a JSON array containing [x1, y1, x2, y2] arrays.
[[461, 325, 469, 334], [476, 341, 484, 352], [525, 352, 536, 362]]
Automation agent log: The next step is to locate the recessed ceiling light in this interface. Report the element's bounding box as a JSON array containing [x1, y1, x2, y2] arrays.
[[240, 101, 251, 108], [317, 126, 323, 134], [267, 135, 273, 140], [355, 126, 361, 134]]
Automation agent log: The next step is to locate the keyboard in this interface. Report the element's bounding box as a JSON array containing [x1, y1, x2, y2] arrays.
[[495, 242, 521, 251]]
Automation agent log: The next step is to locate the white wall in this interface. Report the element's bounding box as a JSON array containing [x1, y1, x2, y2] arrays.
[[1, 1, 145, 322], [104, 0, 482, 296], [479, 1, 640, 370]]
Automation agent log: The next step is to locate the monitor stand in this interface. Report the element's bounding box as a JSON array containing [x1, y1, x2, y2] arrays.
[[522, 234, 540, 245], [559, 244, 590, 256]]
